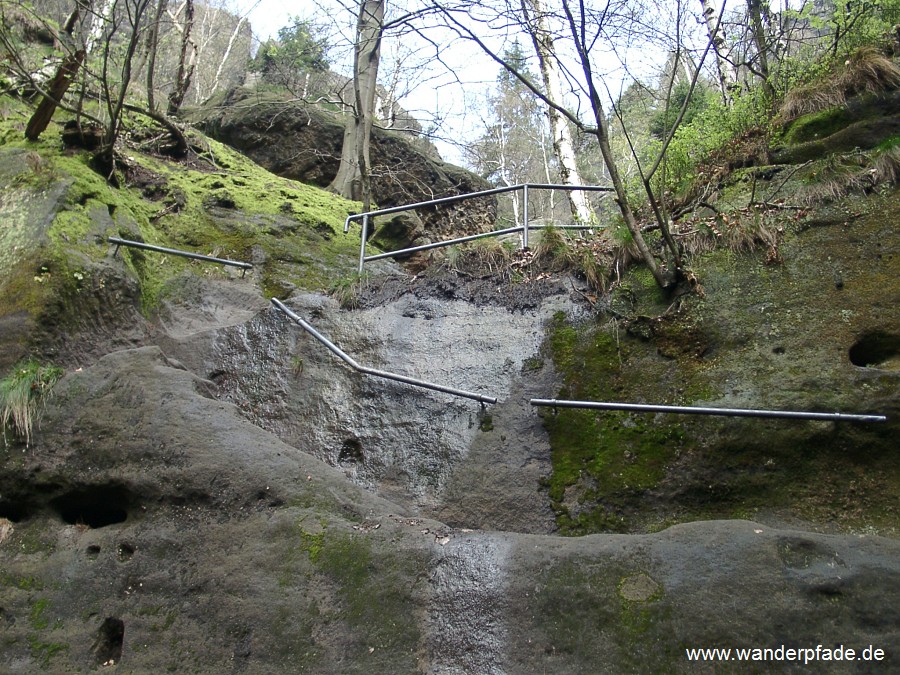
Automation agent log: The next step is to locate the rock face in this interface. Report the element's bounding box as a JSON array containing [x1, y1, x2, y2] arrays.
[[2, 90, 900, 671], [195, 88, 497, 252], [1, 346, 898, 673]]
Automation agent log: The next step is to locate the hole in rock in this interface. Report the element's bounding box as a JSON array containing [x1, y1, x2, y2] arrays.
[[86, 545, 101, 559], [92, 617, 124, 667], [50, 485, 131, 528], [849, 332, 900, 369], [117, 543, 135, 561], [338, 438, 364, 464], [0, 499, 29, 522]]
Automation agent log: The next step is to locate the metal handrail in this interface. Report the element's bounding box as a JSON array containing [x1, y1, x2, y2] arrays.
[[344, 183, 614, 274], [109, 237, 253, 277], [271, 298, 497, 405], [530, 399, 887, 423]]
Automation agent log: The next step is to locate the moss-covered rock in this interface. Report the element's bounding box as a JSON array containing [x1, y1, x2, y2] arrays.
[[194, 88, 497, 246], [0, 97, 364, 369], [543, 188, 899, 535]]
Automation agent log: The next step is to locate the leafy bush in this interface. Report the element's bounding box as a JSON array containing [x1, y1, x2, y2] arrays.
[[1, 360, 63, 448], [657, 86, 772, 196], [648, 80, 714, 141]]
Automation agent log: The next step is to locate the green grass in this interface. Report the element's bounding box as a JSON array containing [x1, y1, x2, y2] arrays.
[[1, 360, 63, 448]]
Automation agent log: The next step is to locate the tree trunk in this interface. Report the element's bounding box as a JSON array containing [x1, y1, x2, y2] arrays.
[[25, 49, 85, 141], [85, 0, 117, 55], [210, 13, 248, 98], [145, 0, 169, 111], [167, 0, 195, 115], [329, 0, 383, 209], [560, 0, 669, 287], [747, 0, 776, 101], [525, 0, 593, 225], [700, 0, 734, 104]]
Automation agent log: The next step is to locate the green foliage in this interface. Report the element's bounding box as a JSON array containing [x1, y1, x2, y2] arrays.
[[251, 18, 330, 92], [658, 87, 771, 196], [1, 360, 62, 448], [466, 39, 551, 222], [648, 80, 713, 141]]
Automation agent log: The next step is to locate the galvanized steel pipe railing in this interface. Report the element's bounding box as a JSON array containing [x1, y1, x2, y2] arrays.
[[271, 298, 497, 405], [109, 237, 253, 277], [344, 183, 614, 274], [529, 399, 887, 423]]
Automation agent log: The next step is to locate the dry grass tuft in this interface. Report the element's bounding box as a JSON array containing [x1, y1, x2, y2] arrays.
[[778, 47, 900, 122], [675, 209, 783, 264], [797, 147, 899, 205], [873, 145, 900, 184]]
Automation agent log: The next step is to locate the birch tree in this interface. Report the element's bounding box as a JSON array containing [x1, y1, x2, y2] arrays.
[[522, 0, 593, 224], [437, 0, 676, 287], [700, 0, 734, 103], [465, 41, 551, 226]]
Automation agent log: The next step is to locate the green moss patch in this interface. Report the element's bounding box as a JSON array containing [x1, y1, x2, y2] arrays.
[[1, 98, 369, 355], [542, 312, 696, 534], [524, 559, 676, 671], [276, 519, 424, 672]]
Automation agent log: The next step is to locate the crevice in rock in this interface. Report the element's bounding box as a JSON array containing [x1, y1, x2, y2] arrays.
[[117, 542, 135, 561], [49, 484, 132, 528], [849, 331, 899, 369], [0, 499, 29, 522], [338, 438, 364, 464]]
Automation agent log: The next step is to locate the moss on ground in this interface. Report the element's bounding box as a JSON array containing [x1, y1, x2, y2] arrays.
[[0, 96, 367, 341], [271, 517, 423, 672], [527, 559, 676, 671]]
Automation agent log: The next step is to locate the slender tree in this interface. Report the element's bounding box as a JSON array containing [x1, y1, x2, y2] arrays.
[[145, 0, 169, 111], [700, 0, 734, 104], [436, 0, 676, 287], [167, 0, 195, 114], [329, 0, 384, 208], [466, 40, 550, 225]]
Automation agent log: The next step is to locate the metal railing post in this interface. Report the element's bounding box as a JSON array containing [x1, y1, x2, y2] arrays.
[[346, 184, 617, 272], [522, 185, 529, 249], [358, 214, 369, 275], [107, 237, 252, 274]]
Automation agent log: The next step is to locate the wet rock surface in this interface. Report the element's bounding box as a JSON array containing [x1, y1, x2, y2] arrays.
[[1, 346, 898, 673], [150, 273, 575, 533]]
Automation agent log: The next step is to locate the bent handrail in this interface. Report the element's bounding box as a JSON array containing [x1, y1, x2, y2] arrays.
[[109, 237, 253, 277], [271, 298, 497, 405], [530, 398, 887, 423]]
